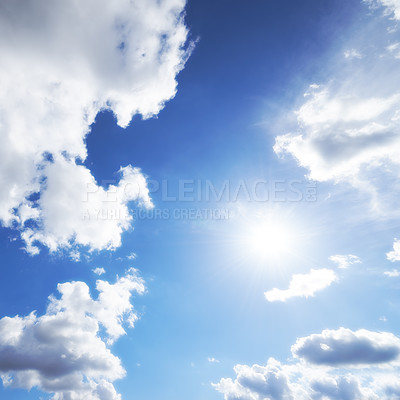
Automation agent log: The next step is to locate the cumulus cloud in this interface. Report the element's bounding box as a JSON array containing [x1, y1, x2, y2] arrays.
[[308, 374, 377, 400], [292, 328, 400, 366], [386, 238, 400, 261], [22, 161, 153, 255], [264, 269, 337, 302], [273, 1, 400, 214], [214, 328, 400, 400], [0, 268, 144, 399], [214, 359, 293, 400], [0, 0, 191, 255], [214, 358, 380, 400], [329, 255, 361, 269]]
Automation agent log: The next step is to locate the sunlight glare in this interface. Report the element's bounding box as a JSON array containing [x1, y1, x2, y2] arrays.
[[240, 216, 297, 263]]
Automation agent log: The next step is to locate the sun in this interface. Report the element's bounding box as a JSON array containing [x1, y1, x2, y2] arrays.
[[237, 213, 298, 264], [245, 223, 290, 259]]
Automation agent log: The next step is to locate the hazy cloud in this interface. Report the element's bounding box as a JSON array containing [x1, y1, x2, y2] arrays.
[[274, 1, 400, 215], [384, 269, 400, 277]]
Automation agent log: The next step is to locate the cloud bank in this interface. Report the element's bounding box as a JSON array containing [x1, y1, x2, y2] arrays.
[[214, 328, 400, 400], [0, 0, 190, 255], [0, 268, 144, 400]]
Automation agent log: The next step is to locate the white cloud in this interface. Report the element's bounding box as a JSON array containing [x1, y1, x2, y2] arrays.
[[366, 0, 400, 20], [387, 238, 400, 261], [264, 269, 337, 302], [22, 160, 153, 255], [292, 328, 400, 366], [70, 250, 81, 262], [308, 374, 378, 400], [214, 358, 381, 400], [214, 328, 400, 400], [208, 357, 220, 363], [387, 42, 400, 59], [0, 268, 144, 399], [214, 359, 293, 400], [344, 49, 363, 59], [384, 269, 400, 277], [93, 267, 106, 276], [273, 2, 400, 215], [274, 87, 400, 184], [329, 254, 361, 269], [0, 0, 191, 255], [127, 253, 137, 260]]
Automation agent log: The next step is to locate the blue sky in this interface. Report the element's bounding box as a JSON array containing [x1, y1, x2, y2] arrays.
[[1, 0, 400, 399]]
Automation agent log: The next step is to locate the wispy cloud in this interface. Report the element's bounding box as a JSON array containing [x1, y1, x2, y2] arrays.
[[384, 269, 400, 277], [344, 48, 363, 59], [127, 252, 137, 260], [274, 1, 400, 215]]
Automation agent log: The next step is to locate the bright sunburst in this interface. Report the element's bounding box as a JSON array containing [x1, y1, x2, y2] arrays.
[[244, 222, 291, 260], [235, 210, 301, 265]]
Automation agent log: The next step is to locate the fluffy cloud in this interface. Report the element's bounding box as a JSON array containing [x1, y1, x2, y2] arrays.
[[308, 374, 377, 400], [214, 359, 294, 400], [292, 328, 400, 366], [273, 1, 400, 214], [264, 269, 337, 302], [214, 328, 400, 400], [329, 255, 361, 269], [0, 268, 144, 399], [22, 160, 153, 255], [387, 238, 400, 262], [0, 0, 190, 254], [214, 358, 380, 400]]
